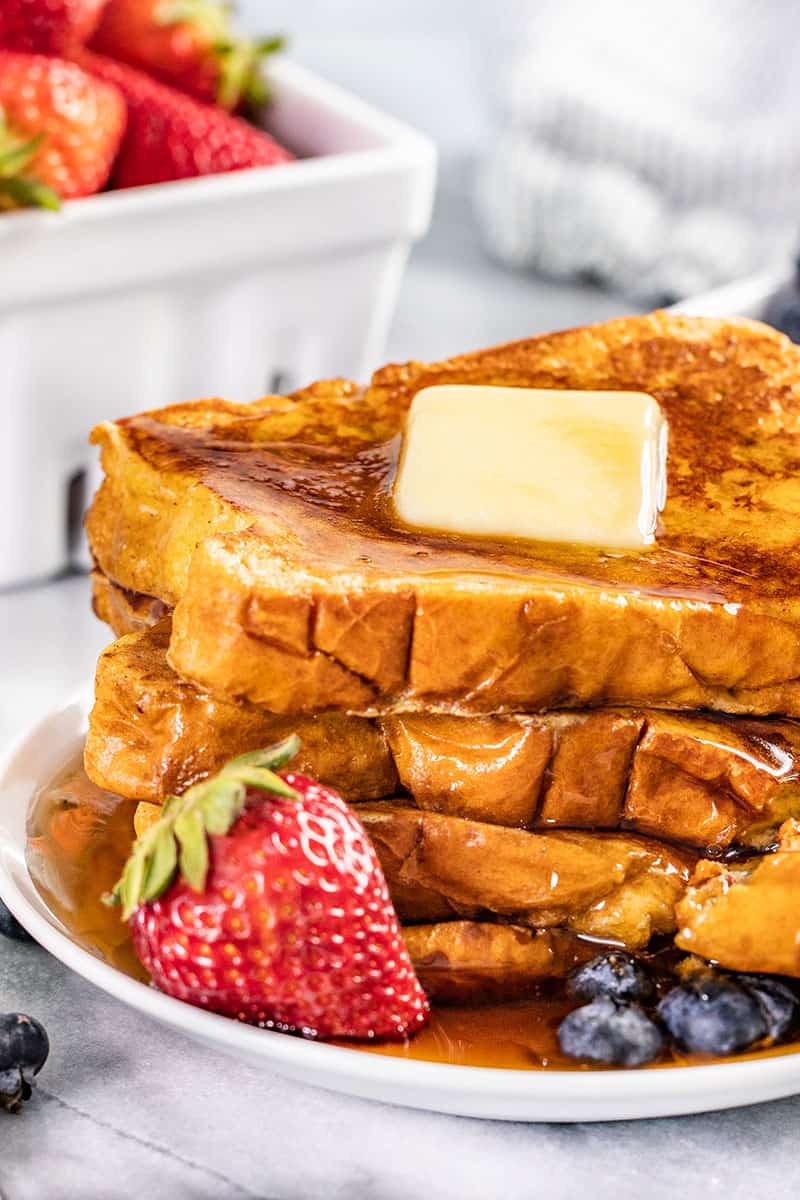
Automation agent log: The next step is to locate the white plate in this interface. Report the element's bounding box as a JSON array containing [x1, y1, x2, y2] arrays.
[[1, 691, 800, 1123]]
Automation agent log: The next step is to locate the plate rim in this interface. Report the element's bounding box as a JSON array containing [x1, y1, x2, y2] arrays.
[[2, 686, 800, 1122]]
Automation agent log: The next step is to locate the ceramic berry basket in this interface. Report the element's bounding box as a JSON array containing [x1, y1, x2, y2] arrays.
[[0, 58, 436, 588]]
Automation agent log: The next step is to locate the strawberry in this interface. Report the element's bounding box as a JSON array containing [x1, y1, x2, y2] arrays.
[[0, 52, 126, 209], [0, 0, 108, 54], [109, 738, 430, 1040], [76, 51, 293, 189], [90, 0, 283, 111]]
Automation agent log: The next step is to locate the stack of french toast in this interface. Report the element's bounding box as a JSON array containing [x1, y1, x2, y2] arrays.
[[83, 311, 800, 1001]]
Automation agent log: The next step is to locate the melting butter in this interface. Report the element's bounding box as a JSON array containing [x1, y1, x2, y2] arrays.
[[394, 385, 668, 550]]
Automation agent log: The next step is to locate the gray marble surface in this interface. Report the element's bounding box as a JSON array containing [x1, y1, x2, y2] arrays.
[[2, 171, 797, 1200]]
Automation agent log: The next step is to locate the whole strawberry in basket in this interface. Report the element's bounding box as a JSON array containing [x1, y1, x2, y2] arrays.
[[0, 0, 109, 55], [0, 51, 126, 209], [77, 51, 293, 188], [91, 0, 283, 111], [109, 738, 429, 1040]]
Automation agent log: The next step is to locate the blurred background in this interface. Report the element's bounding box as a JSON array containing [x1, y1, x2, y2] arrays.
[[240, 0, 630, 363], [241, 0, 799, 356]]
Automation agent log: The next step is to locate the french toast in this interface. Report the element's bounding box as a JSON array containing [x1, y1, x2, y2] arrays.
[[125, 752, 694, 950], [127, 789, 605, 999], [402, 923, 597, 1002], [354, 803, 695, 949], [675, 820, 800, 977], [86, 621, 800, 850], [87, 312, 800, 717], [83, 311, 800, 1043], [91, 569, 168, 636], [87, 620, 398, 805]]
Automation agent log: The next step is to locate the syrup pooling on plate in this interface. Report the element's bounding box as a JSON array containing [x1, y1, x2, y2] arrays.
[[25, 756, 800, 1072], [27, 756, 147, 982]]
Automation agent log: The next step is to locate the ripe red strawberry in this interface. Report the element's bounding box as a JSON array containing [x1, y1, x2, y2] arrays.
[[76, 51, 292, 189], [0, 0, 108, 54], [91, 0, 283, 111], [110, 738, 430, 1040], [0, 52, 126, 209]]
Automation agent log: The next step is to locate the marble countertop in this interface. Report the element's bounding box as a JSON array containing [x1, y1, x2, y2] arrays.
[[2, 172, 799, 1200]]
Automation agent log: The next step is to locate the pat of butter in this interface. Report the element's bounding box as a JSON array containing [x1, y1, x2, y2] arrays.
[[394, 385, 668, 549]]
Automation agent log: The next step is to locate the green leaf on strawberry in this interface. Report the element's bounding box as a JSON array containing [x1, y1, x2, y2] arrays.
[[214, 34, 286, 110], [0, 108, 61, 211], [0, 55, 126, 207], [107, 734, 301, 919], [92, 0, 286, 112], [147, 0, 285, 111]]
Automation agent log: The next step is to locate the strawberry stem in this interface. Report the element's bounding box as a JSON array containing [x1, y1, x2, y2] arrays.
[[154, 0, 284, 110], [0, 132, 44, 176], [155, 0, 229, 41], [0, 110, 60, 212], [215, 35, 285, 110], [255, 36, 286, 55], [0, 176, 60, 212], [106, 735, 301, 919]]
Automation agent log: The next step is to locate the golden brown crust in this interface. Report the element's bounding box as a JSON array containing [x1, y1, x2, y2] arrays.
[[85, 620, 398, 805], [356, 803, 696, 949], [92, 623, 800, 850], [86, 313, 800, 716], [674, 820, 800, 976], [402, 922, 597, 1002], [91, 570, 169, 638], [382, 712, 552, 827]]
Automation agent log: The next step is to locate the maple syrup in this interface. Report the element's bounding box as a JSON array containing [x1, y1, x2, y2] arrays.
[[24, 758, 800, 1072]]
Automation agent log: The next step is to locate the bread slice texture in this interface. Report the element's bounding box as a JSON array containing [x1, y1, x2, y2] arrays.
[[87, 620, 399, 808], [356, 803, 695, 950], [87, 313, 800, 716], [88, 621, 800, 850], [675, 819, 800, 976], [91, 569, 168, 636], [403, 922, 597, 1003]]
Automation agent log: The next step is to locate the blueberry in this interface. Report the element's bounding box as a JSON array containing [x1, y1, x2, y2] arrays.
[[567, 952, 654, 1003], [658, 975, 766, 1056], [558, 997, 665, 1067], [0, 899, 33, 943], [737, 975, 799, 1042], [0, 1013, 49, 1113]]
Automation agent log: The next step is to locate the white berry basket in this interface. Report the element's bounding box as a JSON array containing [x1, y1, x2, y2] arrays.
[[0, 58, 436, 588]]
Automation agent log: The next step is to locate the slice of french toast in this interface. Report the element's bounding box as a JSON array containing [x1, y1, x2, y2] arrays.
[[87, 312, 800, 717], [354, 803, 695, 951], [87, 620, 800, 851], [402, 922, 597, 1003]]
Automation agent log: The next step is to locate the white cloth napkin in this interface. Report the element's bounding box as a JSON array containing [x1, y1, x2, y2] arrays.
[[475, 0, 800, 302]]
